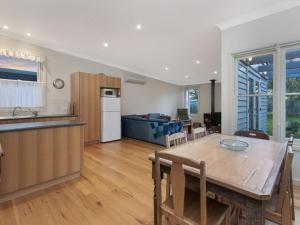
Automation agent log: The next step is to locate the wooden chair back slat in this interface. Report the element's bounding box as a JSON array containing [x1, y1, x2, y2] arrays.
[[157, 152, 202, 169], [155, 151, 206, 225], [166, 131, 188, 148], [154, 151, 163, 225], [192, 127, 206, 140], [170, 162, 185, 217], [276, 145, 294, 212], [234, 130, 270, 140]]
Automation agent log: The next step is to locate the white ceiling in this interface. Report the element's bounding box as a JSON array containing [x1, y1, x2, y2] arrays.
[[1, 0, 299, 85]]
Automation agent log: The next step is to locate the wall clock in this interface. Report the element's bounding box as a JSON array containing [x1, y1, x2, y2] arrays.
[[53, 78, 65, 89]]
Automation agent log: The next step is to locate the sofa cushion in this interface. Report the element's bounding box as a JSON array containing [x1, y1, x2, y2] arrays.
[[148, 113, 161, 119], [122, 115, 146, 121], [148, 118, 168, 123], [142, 114, 150, 119], [150, 121, 183, 138]]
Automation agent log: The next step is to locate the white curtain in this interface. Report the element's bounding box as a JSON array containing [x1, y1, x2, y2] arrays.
[[0, 49, 44, 63], [0, 79, 46, 108]]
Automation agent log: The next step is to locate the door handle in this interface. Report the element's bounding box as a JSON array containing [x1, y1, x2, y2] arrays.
[[0, 144, 4, 182]]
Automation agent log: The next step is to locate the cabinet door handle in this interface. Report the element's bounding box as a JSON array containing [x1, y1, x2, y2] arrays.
[[0, 144, 4, 182]]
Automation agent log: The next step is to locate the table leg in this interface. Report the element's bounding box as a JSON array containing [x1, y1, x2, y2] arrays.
[[246, 199, 264, 225]]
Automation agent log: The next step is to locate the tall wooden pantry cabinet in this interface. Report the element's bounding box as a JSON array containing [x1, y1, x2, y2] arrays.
[[71, 72, 121, 144]]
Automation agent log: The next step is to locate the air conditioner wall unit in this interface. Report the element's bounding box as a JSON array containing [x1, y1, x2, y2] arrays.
[[125, 75, 147, 85]]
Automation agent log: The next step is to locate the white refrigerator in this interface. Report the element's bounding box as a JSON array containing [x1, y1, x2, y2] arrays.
[[100, 89, 121, 142]]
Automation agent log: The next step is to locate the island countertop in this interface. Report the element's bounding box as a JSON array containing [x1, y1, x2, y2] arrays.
[[0, 114, 78, 121], [0, 121, 85, 133]]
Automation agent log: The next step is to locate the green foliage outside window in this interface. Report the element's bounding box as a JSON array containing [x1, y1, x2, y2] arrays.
[[188, 89, 199, 114]]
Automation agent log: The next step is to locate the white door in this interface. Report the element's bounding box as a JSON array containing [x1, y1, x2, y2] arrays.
[[101, 111, 121, 142], [101, 97, 120, 112]]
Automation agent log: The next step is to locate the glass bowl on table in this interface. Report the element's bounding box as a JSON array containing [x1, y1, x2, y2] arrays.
[[219, 138, 249, 151]]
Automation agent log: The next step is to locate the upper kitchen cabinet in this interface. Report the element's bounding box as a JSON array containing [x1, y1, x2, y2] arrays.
[[71, 72, 121, 144], [98, 74, 121, 89]]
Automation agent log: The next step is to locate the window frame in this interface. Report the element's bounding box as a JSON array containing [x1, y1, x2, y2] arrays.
[[233, 49, 279, 141], [0, 55, 42, 82], [186, 88, 200, 116], [280, 43, 300, 147], [235, 59, 274, 133], [0, 56, 45, 110], [233, 42, 300, 146]]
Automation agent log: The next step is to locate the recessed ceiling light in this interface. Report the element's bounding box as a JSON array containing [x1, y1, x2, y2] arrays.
[[184, 75, 189, 79], [196, 60, 200, 64], [263, 71, 268, 75], [214, 70, 218, 74], [26, 32, 31, 37], [3, 25, 8, 30], [136, 24, 142, 30], [103, 42, 109, 47], [248, 57, 253, 62], [164, 67, 169, 71]]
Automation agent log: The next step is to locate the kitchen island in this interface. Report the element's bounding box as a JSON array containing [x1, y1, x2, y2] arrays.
[[0, 121, 85, 203], [0, 114, 78, 124]]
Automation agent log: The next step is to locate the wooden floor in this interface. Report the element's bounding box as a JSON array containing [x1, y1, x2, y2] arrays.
[[0, 138, 299, 225]]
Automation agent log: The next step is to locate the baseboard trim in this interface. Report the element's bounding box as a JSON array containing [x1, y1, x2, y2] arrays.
[[0, 172, 80, 203], [84, 140, 99, 146]]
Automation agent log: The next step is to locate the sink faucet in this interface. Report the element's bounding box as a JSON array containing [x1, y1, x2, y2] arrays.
[[32, 110, 38, 117], [12, 106, 22, 117]]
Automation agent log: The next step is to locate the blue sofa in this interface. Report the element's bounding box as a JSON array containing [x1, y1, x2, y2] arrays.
[[121, 113, 183, 146]]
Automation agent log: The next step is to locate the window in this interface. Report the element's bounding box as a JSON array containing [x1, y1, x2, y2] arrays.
[[0, 54, 45, 108], [187, 88, 199, 115], [236, 53, 274, 135], [285, 48, 300, 139], [0, 55, 38, 81], [234, 43, 300, 143]]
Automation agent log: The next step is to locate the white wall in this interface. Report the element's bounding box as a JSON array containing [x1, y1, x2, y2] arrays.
[[221, 6, 300, 182], [185, 83, 221, 124], [0, 34, 183, 118], [122, 79, 184, 117]]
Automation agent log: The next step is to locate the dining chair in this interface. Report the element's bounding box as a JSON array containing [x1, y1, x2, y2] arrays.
[[154, 151, 230, 225], [165, 131, 188, 200], [165, 131, 188, 148], [287, 135, 295, 221], [234, 130, 270, 140], [192, 127, 206, 140], [0, 144, 4, 182], [264, 145, 294, 225]]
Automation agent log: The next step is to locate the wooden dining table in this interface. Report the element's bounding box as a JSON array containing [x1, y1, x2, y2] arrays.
[[148, 133, 287, 225]]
